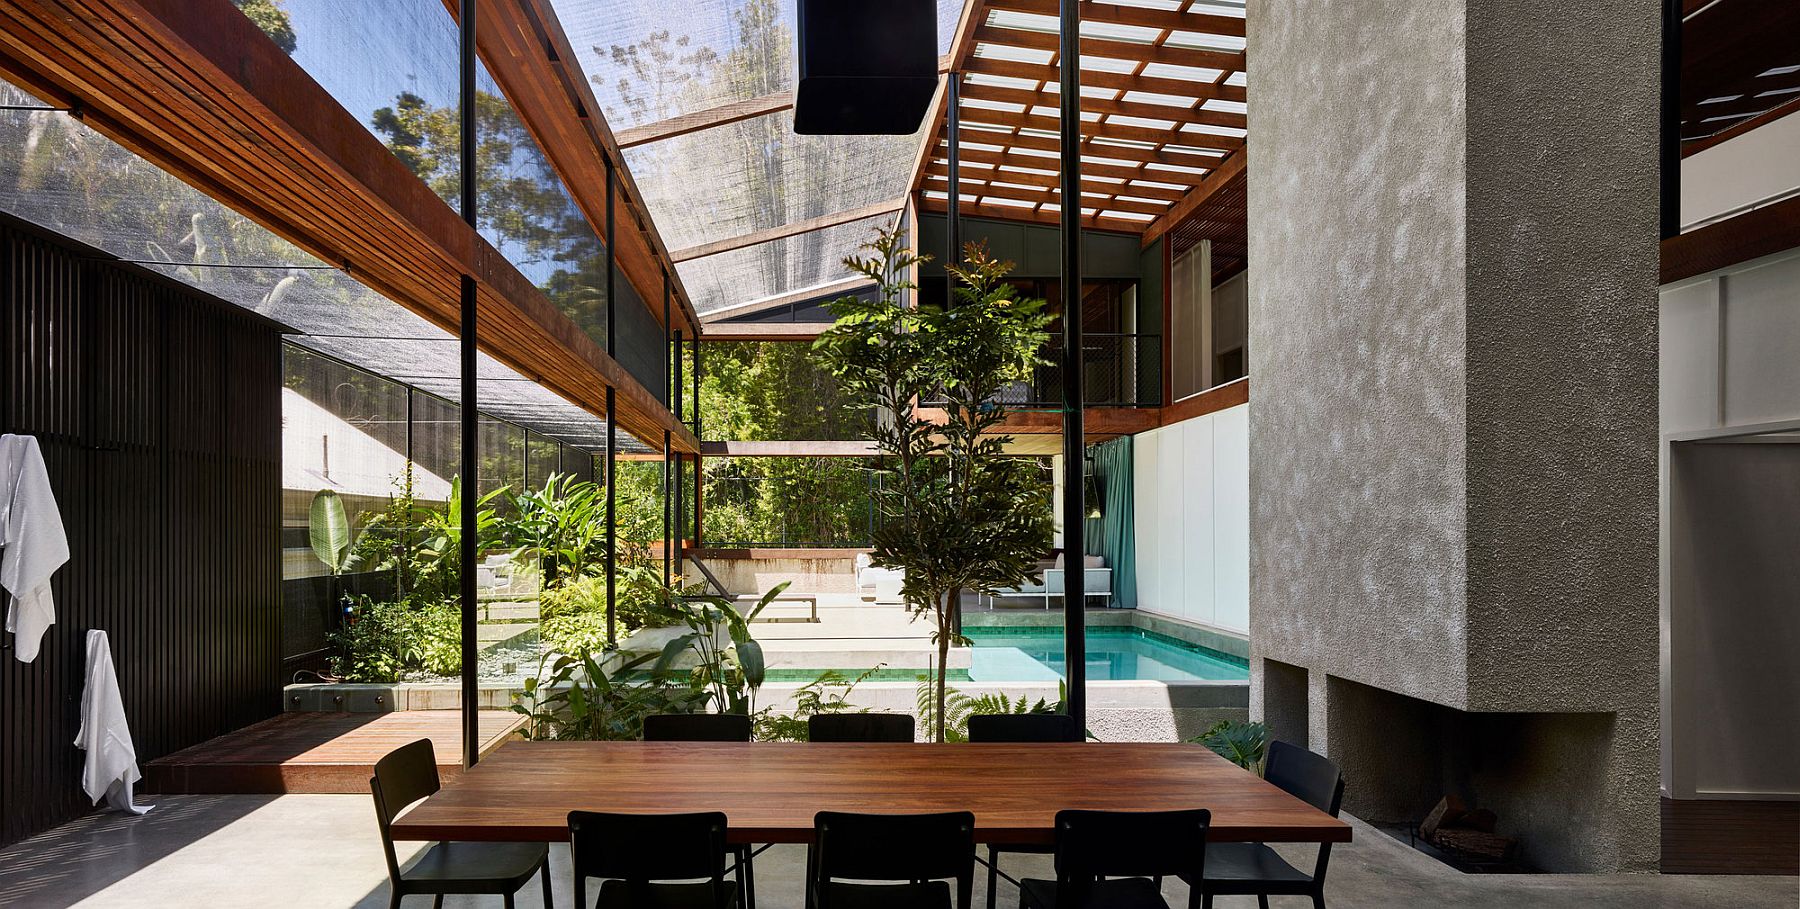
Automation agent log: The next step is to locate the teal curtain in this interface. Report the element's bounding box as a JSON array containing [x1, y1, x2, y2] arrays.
[[1083, 436, 1135, 608]]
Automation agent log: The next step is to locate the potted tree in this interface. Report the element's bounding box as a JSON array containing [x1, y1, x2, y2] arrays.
[[815, 228, 1054, 742]]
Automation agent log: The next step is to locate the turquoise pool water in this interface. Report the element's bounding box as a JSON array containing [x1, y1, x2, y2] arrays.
[[965, 626, 1248, 683]]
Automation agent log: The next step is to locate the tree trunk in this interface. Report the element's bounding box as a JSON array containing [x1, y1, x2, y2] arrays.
[[935, 593, 951, 743]]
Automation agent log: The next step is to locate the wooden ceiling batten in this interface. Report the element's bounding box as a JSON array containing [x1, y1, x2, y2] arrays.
[[669, 198, 909, 263], [0, 0, 697, 452], [907, 0, 1246, 239]]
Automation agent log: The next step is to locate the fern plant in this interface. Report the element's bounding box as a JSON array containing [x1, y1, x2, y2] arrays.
[[914, 676, 1059, 743], [754, 665, 881, 742]]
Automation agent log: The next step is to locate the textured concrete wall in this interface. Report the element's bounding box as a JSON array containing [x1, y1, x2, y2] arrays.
[[1247, 0, 1660, 872], [1248, 0, 1470, 702]]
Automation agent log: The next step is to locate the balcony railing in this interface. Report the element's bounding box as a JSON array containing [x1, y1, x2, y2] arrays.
[[925, 333, 1163, 409]]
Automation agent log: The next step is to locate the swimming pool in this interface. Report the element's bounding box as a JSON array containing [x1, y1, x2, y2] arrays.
[[964, 626, 1248, 683]]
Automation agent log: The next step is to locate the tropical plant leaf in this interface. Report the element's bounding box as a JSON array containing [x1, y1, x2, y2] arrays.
[[309, 489, 351, 573], [736, 639, 765, 691], [1194, 720, 1270, 773], [654, 633, 699, 674]]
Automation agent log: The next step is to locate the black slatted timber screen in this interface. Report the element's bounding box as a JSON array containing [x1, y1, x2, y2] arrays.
[[0, 217, 283, 846]]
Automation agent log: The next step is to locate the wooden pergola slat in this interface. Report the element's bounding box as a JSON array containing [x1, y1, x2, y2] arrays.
[[927, 163, 1189, 202], [984, 0, 1246, 38], [958, 81, 1246, 131], [910, 0, 1247, 239]]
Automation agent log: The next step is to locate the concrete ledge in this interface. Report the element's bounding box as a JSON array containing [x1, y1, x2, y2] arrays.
[[964, 608, 1251, 661]]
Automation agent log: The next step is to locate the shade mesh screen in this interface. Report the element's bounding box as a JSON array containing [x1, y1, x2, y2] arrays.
[[0, 79, 647, 453], [678, 213, 899, 317], [551, 0, 965, 314]]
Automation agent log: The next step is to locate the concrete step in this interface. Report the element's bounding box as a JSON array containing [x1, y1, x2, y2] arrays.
[[479, 602, 540, 622]]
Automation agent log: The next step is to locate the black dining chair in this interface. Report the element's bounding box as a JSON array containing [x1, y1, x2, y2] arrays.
[[808, 712, 915, 742], [966, 713, 1082, 909], [642, 712, 758, 909], [644, 713, 755, 743], [370, 739, 553, 909], [1019, 809, 1210, 909], [809, 811, 975, 909], [568, 810, 737, 909], [1181, 741, 1345, 909]]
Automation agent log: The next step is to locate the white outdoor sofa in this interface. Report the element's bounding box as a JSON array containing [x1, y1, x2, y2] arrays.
[[979, 553, 1112, 609], [855, 552, 906, 603]]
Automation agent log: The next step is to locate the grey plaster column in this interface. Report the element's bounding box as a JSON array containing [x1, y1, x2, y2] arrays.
[[1246, 0, 1661, 872]]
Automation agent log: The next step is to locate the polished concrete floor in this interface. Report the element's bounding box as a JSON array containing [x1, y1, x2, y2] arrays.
[[0, 795, 1792, 908]]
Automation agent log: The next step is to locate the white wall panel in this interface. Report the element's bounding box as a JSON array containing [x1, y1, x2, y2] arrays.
[[1184, 415, 1216, 626], [1132, 399, 1249, 634], [1721, 255, 1800, 427], [1212, 404, 1251, 632]]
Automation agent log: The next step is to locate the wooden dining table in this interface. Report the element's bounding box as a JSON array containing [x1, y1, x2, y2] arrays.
[[390, 741, 1351, 847]]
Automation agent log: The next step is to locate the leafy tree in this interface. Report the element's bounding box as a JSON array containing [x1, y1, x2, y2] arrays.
[[232, 0, 297, 55], [369, 89, 609, 342], [814, 228, 1055, 742]]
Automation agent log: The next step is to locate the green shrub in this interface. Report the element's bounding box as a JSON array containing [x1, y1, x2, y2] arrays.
[[539, 611, 613, 659], [753, 667, 879, 742], [1191, 720, 1269, 773], [513, 650, 707, 741], [328, 597, 461, 682]]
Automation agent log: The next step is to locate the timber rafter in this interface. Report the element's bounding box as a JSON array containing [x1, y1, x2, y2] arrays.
[[908, 0, 1248, 243]]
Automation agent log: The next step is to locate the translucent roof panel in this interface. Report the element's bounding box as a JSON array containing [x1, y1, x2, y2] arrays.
[[675, 213, 898, 315], [551, 0, 965, 314], [559, 0, 963, 131], [0, 79, 640, 453], [623, 110, 914, 254]]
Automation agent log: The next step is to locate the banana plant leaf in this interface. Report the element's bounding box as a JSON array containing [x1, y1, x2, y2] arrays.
[[309, 489, 351, 573]]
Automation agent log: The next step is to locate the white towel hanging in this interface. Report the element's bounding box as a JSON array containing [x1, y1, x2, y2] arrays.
[[76, 629, 150, 815], [0, 433, 69, 662]]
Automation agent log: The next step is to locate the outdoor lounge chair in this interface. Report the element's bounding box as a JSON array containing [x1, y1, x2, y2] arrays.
[[981, 555, 1112, 609]]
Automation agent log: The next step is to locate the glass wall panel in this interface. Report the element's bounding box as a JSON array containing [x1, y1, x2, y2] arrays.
[[697, 341, 868, 441], [472, 63, 611, 349], [614, 262, 668, 404], [700, 457, 876, 547], [479, 416, 527, 505], [525, 432, 562, 488], [234, 0, 463, 211]]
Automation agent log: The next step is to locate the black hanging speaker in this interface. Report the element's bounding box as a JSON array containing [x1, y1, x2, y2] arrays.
[[793, 0, 937, 135]]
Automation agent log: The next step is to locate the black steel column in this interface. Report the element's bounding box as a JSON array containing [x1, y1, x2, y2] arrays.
[[1057, 0, 1087, 729], [692, 336, 702, 439], [1661, 0, 1682, 239], [662, 430, 672, 588], [604, 160, 617, 646], [946, 74, 961, 277], [662, 270, 672, 588], [456, 0, 480, 768]]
